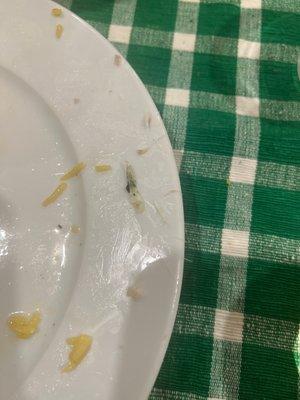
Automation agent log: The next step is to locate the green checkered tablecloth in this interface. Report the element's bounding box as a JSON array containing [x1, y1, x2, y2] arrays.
[[58, 0, 300, 399]]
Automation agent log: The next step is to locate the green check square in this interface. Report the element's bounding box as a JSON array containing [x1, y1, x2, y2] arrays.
[[251, 186, 300, 239], [245, 258, 300, 322], [261, 10, 300, 46], [181, 175, 228, 228], [198, 4, 240, 38], [133, 0, 178, 32], [71, 0, 114, 24], [191, 54, 237, 95], [240, 343, 299, 400], [186, 109, 235, 156], [259, 119, 300, 165], [126, 44, 171, 87], [181, 250, 220, 308], [260, 60, 300, 101], [155, 334, 212, 398]]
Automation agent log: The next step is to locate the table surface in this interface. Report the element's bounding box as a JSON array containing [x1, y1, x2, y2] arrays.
[[58, 1, 300, 399]]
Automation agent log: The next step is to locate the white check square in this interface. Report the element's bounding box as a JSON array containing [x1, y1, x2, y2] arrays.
[[236, 96, 259, 117], [214, 309, 244, 342], [238, 39, 261, 60], [108, 25, 132, 44], [222, 229, 249, 258], [165, 88, 190, 107], [229, 157, 257, 184], [173, 32, 196, 52], [241, 0, 261, 8]]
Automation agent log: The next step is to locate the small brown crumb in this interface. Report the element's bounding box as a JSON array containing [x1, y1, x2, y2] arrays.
[[56, 24, 64, 39], [127, 286, 143, 300], [137, 148, 149, 155], [114, 54, 122, 66], [42, 182, 68, 207], [95, 164, 112, 173], [71, 225, 81, 234], [52, 8, 63, 17], [73, 98, 80, 104], [57, 224, 63, 230]]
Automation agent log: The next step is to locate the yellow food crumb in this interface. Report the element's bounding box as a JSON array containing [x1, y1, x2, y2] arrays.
[[137, 148, 149, 155], [226, 178, 232, 187], [71, 225, 81, 234], [52, 8, 62, 17], [42, 182, 67, 207], [127, 286, 143, 300], [95, 164, 112, 173], [8, 310, 41, 339], [62, 334, 92, 372], [61, 162, 86, 181], [56, 24, 64, 39], [114, 54, 122, 66]]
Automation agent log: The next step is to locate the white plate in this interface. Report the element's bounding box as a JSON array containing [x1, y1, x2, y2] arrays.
[[0, 1, 184, 399]]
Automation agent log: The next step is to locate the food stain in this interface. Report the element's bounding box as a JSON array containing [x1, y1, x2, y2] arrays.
[[95, 164, 112, 173], [42, 182, 68, 206], [56, 24, 64, 39], [137, 148, 149, 155], [125, 163, 145, 213], [7, 310, 41, 339], [52, 8, 62, 17], [61, 162, 86, 181], [71, 225, 81, 234], [62, 334, 93, 372]]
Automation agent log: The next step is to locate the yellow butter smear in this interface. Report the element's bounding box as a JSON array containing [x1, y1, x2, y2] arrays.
[[7, 311, 41, 339], [42, 182, 67, 206], [61, 162, 86, 181], [62, 334, 93, 372]]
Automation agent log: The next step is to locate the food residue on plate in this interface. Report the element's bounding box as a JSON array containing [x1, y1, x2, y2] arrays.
[[52, 8, 63, 17], [164, 189, 179, 197], [71, 225, 81, 234], [125, 163, 145, 213], [62, 334, 93, 372], [143, 113, 152, 128], [42, 182, 68, 207], [7, 310, 41, 339], [95, 164, 112, 173], [127, 286, 143, 300], [56, 24, 64, 39], [137, 147, 149, 156], [61, 162, 86, 181], [114, 54, 122, 66], [154, 202, 167, 224], [73, 97, 80, 104]]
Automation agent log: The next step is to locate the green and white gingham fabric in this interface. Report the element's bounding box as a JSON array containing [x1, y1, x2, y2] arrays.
[[58, 0, 300, 398]]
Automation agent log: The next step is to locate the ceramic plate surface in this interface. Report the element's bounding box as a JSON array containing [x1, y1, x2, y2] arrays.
[[0, 1, 184, 399]]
